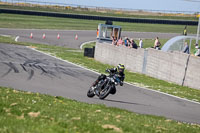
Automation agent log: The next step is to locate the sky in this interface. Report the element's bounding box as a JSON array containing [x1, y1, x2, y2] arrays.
[[44, 0, 200, 13], [3, 0, 200, 13]]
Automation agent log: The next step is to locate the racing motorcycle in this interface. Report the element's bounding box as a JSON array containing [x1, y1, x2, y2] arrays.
[[87, 71, 121, 99]]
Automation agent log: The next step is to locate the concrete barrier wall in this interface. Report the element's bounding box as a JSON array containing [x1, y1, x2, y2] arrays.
[[145, 49, 189, 85], [184, 56, 200, 89], [95, 42, 200, 90], [95, 42, 145, 73]]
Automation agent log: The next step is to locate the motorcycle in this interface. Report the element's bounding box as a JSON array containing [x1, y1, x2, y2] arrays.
[[87, 71, 121, 99]]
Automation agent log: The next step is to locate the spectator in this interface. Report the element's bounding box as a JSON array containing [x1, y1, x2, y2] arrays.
[[112, 36, 117, 46], [183, 25, 187, 36], [154, 37, 161, 50], [139, 38, 143, 48], [194, 45, 200, 56], [117, 37, 124, 46], [183, 42, 189, 54], [96, 28, 99, 38], [124, 37, 130, 47], [194, 43, 199, 47], [130, 39, 138, 49]]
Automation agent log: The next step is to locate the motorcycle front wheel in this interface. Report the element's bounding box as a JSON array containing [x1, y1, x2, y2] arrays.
[[87, 87, 95, 98]]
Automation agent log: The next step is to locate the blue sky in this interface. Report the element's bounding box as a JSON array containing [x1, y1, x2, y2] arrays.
[[3, 0, 200, 13], [46, 0, 200, 13]]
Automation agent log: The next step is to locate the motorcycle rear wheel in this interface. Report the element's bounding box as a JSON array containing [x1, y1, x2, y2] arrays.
[[99, 86, 111, 99]]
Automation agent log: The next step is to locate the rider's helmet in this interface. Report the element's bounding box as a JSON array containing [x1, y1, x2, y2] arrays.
[[117, 64, 125, 74]]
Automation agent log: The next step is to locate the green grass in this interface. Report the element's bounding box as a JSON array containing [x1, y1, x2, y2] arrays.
[[0, 13, 198, 34], [1, 86, 200, 133], [0, 35, 200, 103]]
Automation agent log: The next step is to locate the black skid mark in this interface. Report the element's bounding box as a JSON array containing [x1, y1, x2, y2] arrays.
[[0, 50, 12, 58], [15, 53, 29, 60], [27, 69, 34, 80], [20, 64, 27, 72], [1, 68, 12, 77], [1, 62, 19, 77], [40, 70, 58, 79], [37, 65, 48, 73], [3, 62, 19, 73]]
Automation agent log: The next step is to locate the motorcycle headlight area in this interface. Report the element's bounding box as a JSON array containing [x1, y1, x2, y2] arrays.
[[110, 78, 115, 82]]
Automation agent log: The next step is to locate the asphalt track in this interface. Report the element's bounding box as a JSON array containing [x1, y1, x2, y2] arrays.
[[0, 28, 182, 49], [0, 29, 200, 124]]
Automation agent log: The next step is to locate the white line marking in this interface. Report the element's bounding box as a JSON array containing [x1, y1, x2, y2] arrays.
[[27, 46, 200, 105], [125, 82, 200, 105], [15, 36, 19, 42], [80, 40, 96, 50], [0, 34, 12, 37]]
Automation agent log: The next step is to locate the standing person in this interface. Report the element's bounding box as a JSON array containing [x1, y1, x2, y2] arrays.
[[154, 37, 161, 50], [96, 28, 99, 38], [139, 38, 143, 48], [124, 37, 129, 47], [183, 42, 189, 54], [194, 45, 200, 56], [131, 39, 138, 49], [183, 25, 187, 36], [117, 37, 123, 46], [112, 36, 117, 46]]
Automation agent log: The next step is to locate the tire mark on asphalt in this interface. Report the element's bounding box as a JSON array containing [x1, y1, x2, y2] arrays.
[[1, 59, 90, 80], [0, 50, 12, 58], [3, 62, 19, 73], [1, 68, 12, 77], [37, 65, 48, 73], [28, 69, 34, 80], [15, 53, 29, 60], [20, 64, 27, 71], [1, 62, 19, 77]]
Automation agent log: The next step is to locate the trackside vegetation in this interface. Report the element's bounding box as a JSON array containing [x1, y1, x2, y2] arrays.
[[0, 86, 200, 133]]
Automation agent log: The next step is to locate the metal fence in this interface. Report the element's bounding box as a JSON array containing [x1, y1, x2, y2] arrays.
[[1, 0, 199, 14]]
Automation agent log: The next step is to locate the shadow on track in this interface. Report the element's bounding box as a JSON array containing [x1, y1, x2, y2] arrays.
[[93, 97, 149, 106]]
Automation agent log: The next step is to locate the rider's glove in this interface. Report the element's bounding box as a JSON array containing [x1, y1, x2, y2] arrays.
[[120, 81, 123, 86]]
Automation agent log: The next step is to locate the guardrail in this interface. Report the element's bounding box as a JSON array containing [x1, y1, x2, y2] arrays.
[[0, 8, 198, 25]]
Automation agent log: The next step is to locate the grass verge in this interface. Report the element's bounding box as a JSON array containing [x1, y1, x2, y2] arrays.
[[1, 86, 200, 133], [0, 35, 200, 103], [0, 13, 198, 34]]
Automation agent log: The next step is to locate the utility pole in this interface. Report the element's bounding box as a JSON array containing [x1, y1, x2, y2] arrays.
[[196, 14, 200, 44]]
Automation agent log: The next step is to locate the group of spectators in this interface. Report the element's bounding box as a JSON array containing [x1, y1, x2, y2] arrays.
[[112, 36, 200, 57], [183, 42, 200, 57], [111, 36, 143, 49], [112, 36, 140, 49], [112, 36, 161, 50]]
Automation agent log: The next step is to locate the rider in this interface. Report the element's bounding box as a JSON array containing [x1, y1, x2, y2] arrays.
[[91, 64, 125, 94]]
